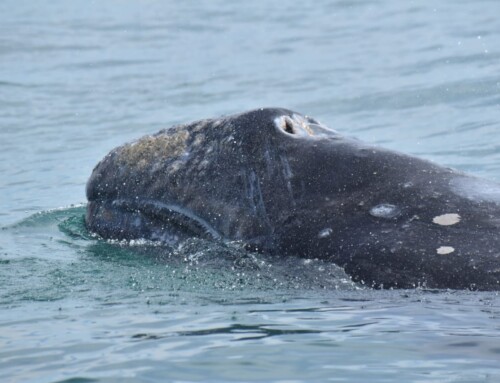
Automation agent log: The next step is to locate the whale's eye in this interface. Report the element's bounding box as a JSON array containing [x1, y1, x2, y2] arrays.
[[283, 117, 295, 134]]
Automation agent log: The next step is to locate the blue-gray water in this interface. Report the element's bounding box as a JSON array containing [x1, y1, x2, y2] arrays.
[[1, 1, 500, 382]]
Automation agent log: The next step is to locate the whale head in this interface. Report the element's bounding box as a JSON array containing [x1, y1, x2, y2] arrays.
[[86, 108, 500, 290]]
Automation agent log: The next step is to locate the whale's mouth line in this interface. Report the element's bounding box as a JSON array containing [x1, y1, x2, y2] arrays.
[[95, 198, 222, 242]]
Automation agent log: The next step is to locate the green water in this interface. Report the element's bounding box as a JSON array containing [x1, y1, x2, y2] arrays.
[[2, 208, 499, 382]]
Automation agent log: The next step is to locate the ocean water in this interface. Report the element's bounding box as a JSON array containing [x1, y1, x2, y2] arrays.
[[1, 1, 500, 382]]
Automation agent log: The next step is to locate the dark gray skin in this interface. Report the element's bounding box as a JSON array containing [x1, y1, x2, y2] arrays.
[[86, 108, 500, 290]]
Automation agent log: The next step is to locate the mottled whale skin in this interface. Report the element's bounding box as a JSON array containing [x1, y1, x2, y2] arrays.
[[86, 108, 500, 290]]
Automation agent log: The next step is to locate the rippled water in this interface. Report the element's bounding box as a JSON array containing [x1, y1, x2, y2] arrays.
[[1, 1, 500, 382]]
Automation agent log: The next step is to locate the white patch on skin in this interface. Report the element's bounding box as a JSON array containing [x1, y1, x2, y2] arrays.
[[433, 213, 461, 226], [318, 228, 333, 238], [437, 246, 455, 255]]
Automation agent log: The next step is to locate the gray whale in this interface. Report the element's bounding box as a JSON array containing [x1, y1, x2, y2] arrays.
[[86, 108, 500, 290]]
